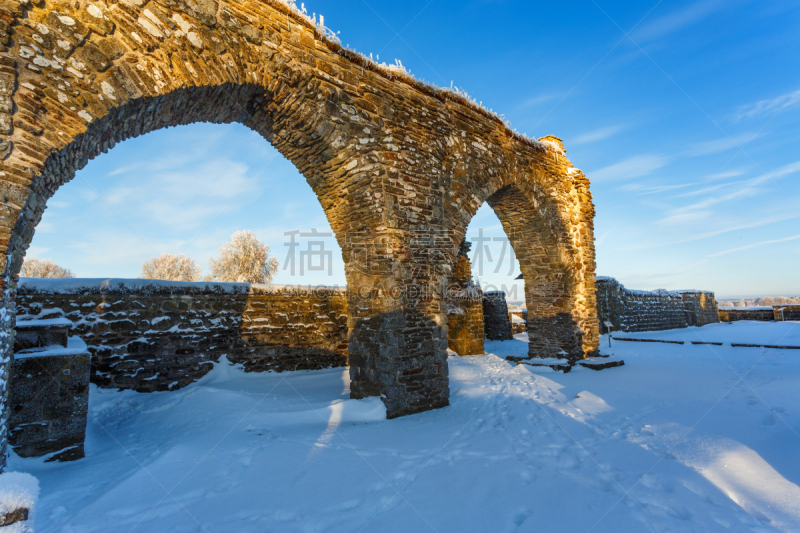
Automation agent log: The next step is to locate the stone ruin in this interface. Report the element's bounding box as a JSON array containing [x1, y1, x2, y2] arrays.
[[446, 241, 484, 356], [482, 292, 513, 341], [0, 0, 600, 462], [595, 278, 719, 334], [9, 316, 90, 461]]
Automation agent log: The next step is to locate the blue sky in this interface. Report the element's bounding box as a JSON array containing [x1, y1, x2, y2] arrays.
[[29, 0, 800, 299]]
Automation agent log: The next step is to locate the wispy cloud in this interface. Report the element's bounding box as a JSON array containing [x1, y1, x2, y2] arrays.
[[625, 213, 800, 251], [100, 158, 258, 232], [26, 245, 51, 258], [733, 88, 800, 120], [517, 93, 559, 110], [590, 154, 669, 182], [572, 125, 626, 145], [709, 234, 800, 258], [748, 160, 800, 186], [622, 182, 694, 195], [707, 168, 749, 181], [632, 0, 726, 43], [660, 185, 762, 225], [684, 132, 759, 156]]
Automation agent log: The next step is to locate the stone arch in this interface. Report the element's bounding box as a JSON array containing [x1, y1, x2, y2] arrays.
[[442, 137, 599, 362], [0, 0, 599, 462]]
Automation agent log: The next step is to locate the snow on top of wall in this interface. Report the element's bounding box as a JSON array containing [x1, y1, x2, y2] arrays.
[[0, 471, 39, 529], [269, 0, 567, 158], [596, 277, 714, 298], [14, 337, 88, 360], [15, 317, 73, 329], [17, 278, 346, 296], [719, 306, 774, 311]]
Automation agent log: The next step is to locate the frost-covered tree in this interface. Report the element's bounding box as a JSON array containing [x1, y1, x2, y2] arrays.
[[140, 253, 202, 282], [20, 257, 75, 279], [208, 231, 279, 284]]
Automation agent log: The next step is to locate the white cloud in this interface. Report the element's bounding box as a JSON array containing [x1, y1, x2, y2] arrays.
[[35, 221, 55, 233], [590, 154, 669, 182], [25, 245, 51, 258], [707, 168, 749, 181], [517, 93, 559, 110], [709, 234, 800, 258], [572, 125, 626, 145], [748, 160, 800, 186], [684, 132, 759, 156], [625, 213, 800, 250], [632, 0, 726, 43], [660, 185, 762, 225], [733, 88, 800, 121]]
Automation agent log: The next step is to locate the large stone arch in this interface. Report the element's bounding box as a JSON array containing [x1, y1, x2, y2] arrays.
[[0, 0, 599, 459]]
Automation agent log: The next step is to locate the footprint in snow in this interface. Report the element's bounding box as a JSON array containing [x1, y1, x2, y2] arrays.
[[513, 507, 531, 527]]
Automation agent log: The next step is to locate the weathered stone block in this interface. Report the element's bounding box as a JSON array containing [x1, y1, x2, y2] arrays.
[[9, 337, 90, 461]]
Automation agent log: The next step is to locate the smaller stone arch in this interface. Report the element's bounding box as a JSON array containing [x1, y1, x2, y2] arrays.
[[441, 137, 598, 362]]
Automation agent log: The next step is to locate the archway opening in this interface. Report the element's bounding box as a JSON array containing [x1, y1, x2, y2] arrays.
[[9, 118, 362, 462], [449, 181, 594, 362], [17, 119, 353, 387], [27, 122, 347, 286]]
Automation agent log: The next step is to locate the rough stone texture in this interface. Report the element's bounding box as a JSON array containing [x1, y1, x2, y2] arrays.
[[718, 308, 775, 323], [596, 278, 719, 333], [9, 318, 90, 461], [446, 241, 484, 356], [681, 291, 719, 327], [0, 0, 598, 449], [775, 305, 800, 322], [509, 310, 527, 334], [482, 292, 513, 341], [14, 316, 70, 350], [16, 283, 348, 391]]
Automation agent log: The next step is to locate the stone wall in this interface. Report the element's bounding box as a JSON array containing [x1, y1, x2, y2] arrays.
[[447, 242, 484, 356], [9, 318, 90, 461], [483, 292, 513, 341], [775, 305, 800, 321], [15, 280, 348, 392], [0, 0, 598, 449], [596, 278, 719, 333], [719, 307, 775, 322], [510, 310, 527, 334], [10, 340, 90, 461]]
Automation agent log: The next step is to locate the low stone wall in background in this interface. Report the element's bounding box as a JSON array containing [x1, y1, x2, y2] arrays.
[[775, 305, 800, 321], [509, 310, 527, 334], [483, 292, 513, 341], [596, 277, 719, 333], [718, 307, 775, 322], [16, 279, 349, 392]]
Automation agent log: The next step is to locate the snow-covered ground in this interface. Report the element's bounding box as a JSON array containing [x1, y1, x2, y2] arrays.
[[7, 322, 800, 532]]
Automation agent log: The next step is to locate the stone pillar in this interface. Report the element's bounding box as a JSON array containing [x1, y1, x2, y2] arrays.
[[483, 292, 513, 341], [346, 230, 451, 419], [8, 318, 90, 462], [447, 241, 485, 356]]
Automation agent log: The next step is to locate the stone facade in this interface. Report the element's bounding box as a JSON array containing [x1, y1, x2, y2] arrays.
[[0, 0, 598, 456], [775, 305, 800, 322], [718, 307, 775, 323], [482, 292, 513, 341], [8, 318, 90, 461], [16, 280, 348, 392], [596, 278, 719, 333], [447, 241, 484, 356]]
